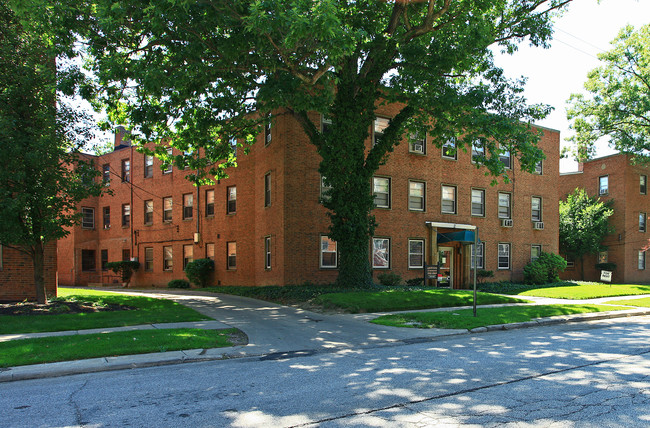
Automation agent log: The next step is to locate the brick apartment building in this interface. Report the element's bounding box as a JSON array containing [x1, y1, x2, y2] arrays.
[[58, 108, 560, 289], [0, 242, 57, 302], [560, 153, 650, 283]]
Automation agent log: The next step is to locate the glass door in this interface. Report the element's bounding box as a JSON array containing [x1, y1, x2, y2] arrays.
[[438, 247, 453, 287]]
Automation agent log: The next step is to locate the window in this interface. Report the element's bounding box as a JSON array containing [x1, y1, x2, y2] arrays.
[[81, 207, 95, 229], [499, 146, 511, 169], [321, 115, 332, 135], [531, 245, 542, 263], [144, 247, 153, 272], [230, 137, 237, 157], [531, 197, 542, 222], [441, 185, 456, 214], [373, 117, 389, 147], [264, 236, 272, 270], [102, 164, 110, 185], [205, 189, 215, 216], [122, 204, 130, 227], [206, 243, 215, 260], [264, 173, 272, 207], [640, 213, 647, 232], [122, 249, 130, 261], [409, 132, 426, 155], [144, 155, 153, 178], [163, 246, 173, 271], [442, 138, 456, 160], [408, 239, 425, 269], [320, 175, 332, 202], [498, 243, 511, 270], [639, 250, 646, 270], [183, 245, 193, 269], [472, 140, 485, 162], [81, 250, 96, 271], [373, 177, 391, 209], [227, 242, 237, 270], [471, 242, 485, 269], [372, 238, 390, 269], [641, 175, 647, 195], [599, 176, 609, 195], [183, 193, 193, 220], [408, 181, 425, 211], [498, 193, 511, 219], [534, 161, 543, 175], [264, 118, 272, 145], [101, 249, 108, 271], [226, 187, 236, 214], [320, 236, 337, 268], [598, 251, 608, 264], [164, 147, 173, 174], [471, 189, 485, 217], [163, 197, 172, 222], [103, 206, 110, 229], [144, 200, 153, 225], [121, 159, 130, 182]]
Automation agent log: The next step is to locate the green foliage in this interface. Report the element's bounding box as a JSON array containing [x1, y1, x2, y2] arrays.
[[567, 24, 650, 161], [405, 278, 424, 287], [184, 258, 215, 288], [377, 272, 402, 286], [523, 252, 568, 285], [477, 269, 494, 284], [559, 188, 614, 264], [168, 279, 191, 289], [105, 261, 140, 285], [595, 262, 617, 271]]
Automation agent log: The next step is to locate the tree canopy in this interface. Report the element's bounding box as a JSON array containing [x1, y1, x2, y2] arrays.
[[567, 24, 650, 161]]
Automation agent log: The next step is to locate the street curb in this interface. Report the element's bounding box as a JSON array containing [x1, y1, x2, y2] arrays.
[[2, 308, 649, 383]]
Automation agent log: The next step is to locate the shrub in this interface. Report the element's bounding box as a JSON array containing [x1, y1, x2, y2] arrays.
[[105, 261, 140, 286], [523, 252, 568, 285], [476, 269, 494, 284], [184, 258, 215, 288], [595, 262, 617, 271], [377, 272, 402, 286], [405, 277, 424, 287], [168, 279, 191, 289]]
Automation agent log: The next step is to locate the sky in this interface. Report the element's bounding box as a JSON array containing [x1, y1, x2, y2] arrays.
[[493, 0, 650, 172]]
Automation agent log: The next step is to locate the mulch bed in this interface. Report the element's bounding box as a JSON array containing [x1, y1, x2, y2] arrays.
[[0, 300, 134, 316]]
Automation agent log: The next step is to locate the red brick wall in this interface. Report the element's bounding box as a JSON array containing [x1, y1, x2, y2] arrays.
[[0, 242, 57, 302]]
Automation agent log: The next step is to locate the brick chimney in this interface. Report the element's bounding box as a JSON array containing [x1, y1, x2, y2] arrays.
[[114, 126, 130, 148]]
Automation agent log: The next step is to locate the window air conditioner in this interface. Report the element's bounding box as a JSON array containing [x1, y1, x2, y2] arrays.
[[413, 144, 423, 153], [501, 219, 513, 227], [533, 221, 544, 230]]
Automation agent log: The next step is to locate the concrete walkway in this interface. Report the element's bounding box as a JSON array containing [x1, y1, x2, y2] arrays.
[[2, 288, 650, 383]]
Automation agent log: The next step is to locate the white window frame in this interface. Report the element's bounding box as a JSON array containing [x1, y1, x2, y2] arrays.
[[264, 118, 272, 146], [639, 250, 646, 270], [640, 212, 647, 233], [471, 189, 485, 217], [321, 115, 332, 134], [230, 137, 237, 158], [102, 164, 110, 185], [409, 132, 426, 155], [81, 207, 95, 229], [531, 245, 542, 263], [264, 236, 272, 270], [408, 180, 425, 212], [320, 236, 338, 269], [264, 173, 272, 207], [499, 146, 512, 169], [472, 140, 485, 163], [534, 160, 543, 175], [498, 243, 511, 270], [373, 176, 391, 209], [599, 175, 609, 195], [641, 175, 647, 195], [531, 196, 542, 222], [372, 237, 391, 269], [498, 192, 511, 219], [373, 117, 389, 147], [144, 155, 154, 178], [320, 175, 332, 202], [227, 242, 237, 270], [408, 239, 425, 269], [163, 147, 173, 174], [441, 185, 456, 214], [471, 242, 485, 269], [442, 138, 457, 160]]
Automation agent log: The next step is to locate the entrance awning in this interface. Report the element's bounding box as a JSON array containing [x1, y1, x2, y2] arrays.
[[437, 230, 476, 243]]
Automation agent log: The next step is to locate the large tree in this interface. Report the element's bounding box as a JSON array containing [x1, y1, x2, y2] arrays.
[[567, 24, 650, 161], [0, 1, 103, 303], [559, 188, 614, 279], [68, 0, 570, 287]]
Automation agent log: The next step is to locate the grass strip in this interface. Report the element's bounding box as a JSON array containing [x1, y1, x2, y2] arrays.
[[516, 283, 650, 299], [1, 288, 210, 335], [0, 328, 240, 368], [603, 297, 650, 307], [314, 289, 529, 313], [371, 304, 631, 330]]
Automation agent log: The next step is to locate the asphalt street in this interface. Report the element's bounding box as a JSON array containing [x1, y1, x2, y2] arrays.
[[2, 316, 650, 427]]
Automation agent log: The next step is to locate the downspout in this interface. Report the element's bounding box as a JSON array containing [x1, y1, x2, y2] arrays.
[[130, 143, 134, 259]]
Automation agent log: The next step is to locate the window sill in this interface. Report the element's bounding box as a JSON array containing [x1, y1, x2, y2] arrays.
[[441, 157, 457, 161]]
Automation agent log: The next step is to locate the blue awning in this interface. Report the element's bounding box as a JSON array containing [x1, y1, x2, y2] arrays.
[[437, 230, 475, 243]]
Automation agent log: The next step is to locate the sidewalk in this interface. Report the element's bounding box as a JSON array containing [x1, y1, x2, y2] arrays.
[[2, 289, 650, 383]]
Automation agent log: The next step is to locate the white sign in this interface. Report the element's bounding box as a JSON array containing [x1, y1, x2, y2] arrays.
[[600, 270, 612, 282]]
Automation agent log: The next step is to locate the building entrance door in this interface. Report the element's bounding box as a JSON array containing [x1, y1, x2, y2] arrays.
[[438, 247, 453, 287]]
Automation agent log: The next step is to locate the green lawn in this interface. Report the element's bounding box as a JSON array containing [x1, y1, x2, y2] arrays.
[[0, 328, 240, 367], [0, 288, 211, 335], [515, 283, 650, 299], [313, 289, 529, 313], [371, 304, 631, 330], [603, 296, 650, 307]]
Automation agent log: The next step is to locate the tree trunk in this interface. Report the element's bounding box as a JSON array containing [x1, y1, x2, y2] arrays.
[[32, 240, 47, 304]]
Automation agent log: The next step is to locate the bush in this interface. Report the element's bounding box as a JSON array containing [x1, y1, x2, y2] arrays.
[[377, 272, 402, 286], [105, 261, 140, 286], [184, 258, 215, 288], [477, 269, 494, 284], [405, 277, 424, 287], [523, 252, 568, 285], [595, 262, 617, 271], [168, 279, 191, 289]]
